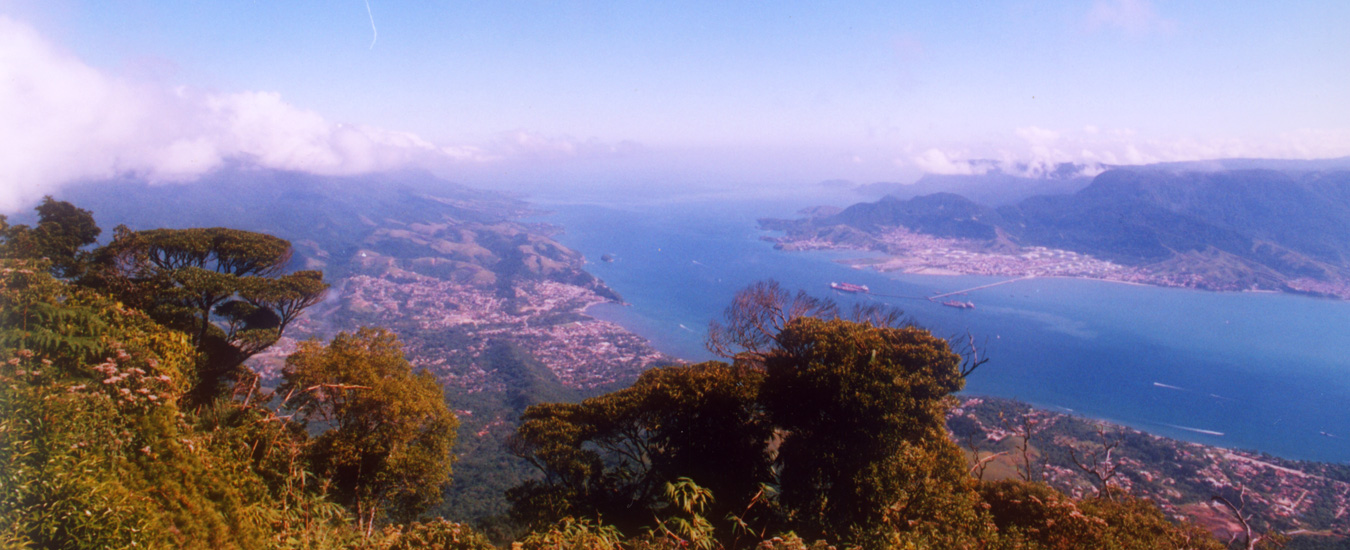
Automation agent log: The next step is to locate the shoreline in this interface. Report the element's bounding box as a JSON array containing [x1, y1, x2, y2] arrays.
[[830, 254, 1350, 300]]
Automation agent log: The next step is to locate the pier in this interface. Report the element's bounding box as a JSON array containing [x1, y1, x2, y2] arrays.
[[928, 276, 1036, 300]]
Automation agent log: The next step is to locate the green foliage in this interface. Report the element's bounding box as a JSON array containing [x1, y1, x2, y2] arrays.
[[979, 480, 1225, 550], [649, 478, 718, 550], [0, 271, 270, 549], [508, 361, 770, 537], [0, 261, 365, 549], [0, 264, 108, 361], [750, 534, 841, 550], [515, 517, 625, 550], [0, 197, 101, 278], [762, 317, 985, 546], [280, 327, 459, 537], [87, 225, 328, 402], [374, 518, 495, 550]]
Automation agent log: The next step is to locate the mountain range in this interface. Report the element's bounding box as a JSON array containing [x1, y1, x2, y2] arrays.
[[772, 159, 1350, 297]]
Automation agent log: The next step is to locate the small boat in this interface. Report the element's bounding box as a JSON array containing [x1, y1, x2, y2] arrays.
[[830, 282, 870, 293], [941, 300, 975, 309]]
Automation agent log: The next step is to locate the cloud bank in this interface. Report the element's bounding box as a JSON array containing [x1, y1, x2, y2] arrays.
[[0, 16, 650, 213], [0, 16, 468, 211], [908, 125, 1350, 178]]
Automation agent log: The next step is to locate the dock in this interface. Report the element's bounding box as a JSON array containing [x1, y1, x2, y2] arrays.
[[928, 276, 1035, 300]]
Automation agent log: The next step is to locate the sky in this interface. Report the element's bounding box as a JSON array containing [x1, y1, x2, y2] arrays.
[[2, 0, 1349, 211]]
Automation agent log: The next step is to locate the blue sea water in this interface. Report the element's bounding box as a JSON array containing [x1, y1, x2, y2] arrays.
[[531, 192, 1350, 463]]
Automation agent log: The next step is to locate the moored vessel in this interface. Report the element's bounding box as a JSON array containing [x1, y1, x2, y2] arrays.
[[829, 282, 870, 293]]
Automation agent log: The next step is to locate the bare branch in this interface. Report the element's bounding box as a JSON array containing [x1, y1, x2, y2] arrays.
[[1068, 426, 1122, 500], [970, 451, 1009, 481], [957, 331, 990, 379], [706, 280, 837, 364], [1211, 489, 1256, 550]]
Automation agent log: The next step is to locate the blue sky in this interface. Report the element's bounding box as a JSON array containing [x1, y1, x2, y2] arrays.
[[2, 0, 1349, 209]]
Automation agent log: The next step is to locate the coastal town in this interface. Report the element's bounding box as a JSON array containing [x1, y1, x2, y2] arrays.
[[768, 224, 1350, 297], [950, 397, 1350, 540], [341, 272, 673, 390]]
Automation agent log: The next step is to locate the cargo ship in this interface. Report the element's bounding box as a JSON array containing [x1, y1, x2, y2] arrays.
[[829, 282, 870, 293]]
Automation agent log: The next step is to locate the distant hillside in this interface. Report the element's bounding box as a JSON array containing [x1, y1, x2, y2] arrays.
[[772, 161, 1350, 297], [845, 162, 1098, 206], [42, 166, 532, 278], [1001, 169, 1350, 274], [826, 192, 1006, 240]]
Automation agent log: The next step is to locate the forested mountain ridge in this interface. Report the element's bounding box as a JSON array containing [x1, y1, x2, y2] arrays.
[[767, 165, 1350, 297]]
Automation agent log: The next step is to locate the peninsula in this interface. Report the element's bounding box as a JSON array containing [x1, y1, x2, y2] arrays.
[[764, 165, 1350, 298]]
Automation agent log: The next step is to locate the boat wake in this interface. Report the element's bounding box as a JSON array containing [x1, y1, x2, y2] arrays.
[[1161, 423, 1225, 436]]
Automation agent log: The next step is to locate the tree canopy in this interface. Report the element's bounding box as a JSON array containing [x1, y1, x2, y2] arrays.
[[280, 327, 459, 538], [508, 362, 771, 540], [87, 224, 328, 402], [0, 196, 101, 279]]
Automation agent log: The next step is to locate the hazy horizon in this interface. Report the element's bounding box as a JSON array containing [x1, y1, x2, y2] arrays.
[[3, 1, 1350, 211]]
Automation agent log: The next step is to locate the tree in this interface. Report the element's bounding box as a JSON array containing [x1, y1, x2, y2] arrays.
[[760, 316, 987, 547], [0, 196, 101, 278], [705, 280, 838, 365], [89, 226, 328, 401], [279, 327, 458, 538], [508, 362, 772, 539]]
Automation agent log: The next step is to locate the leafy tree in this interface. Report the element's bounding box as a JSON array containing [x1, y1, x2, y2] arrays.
[[279, 327, 459, 538], [508, 362, 771, 538], [760, 316, 988, 547], [88, 225, 328, 401], [0, 196, 101, 278]]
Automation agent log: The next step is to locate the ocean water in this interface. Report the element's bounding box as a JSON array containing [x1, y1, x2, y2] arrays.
[[532, 194, 1350, 463]]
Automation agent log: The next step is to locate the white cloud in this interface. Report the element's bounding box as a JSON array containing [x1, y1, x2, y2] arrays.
[[1084, 0, 1175, 35], [910, 126, 1350, 178], [912, 149, 988, 175], [0, 16, 641, 213], [0, 16, 449, 211]]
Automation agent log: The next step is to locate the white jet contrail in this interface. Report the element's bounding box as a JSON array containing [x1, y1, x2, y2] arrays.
[[364, 0, 378, 49]]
